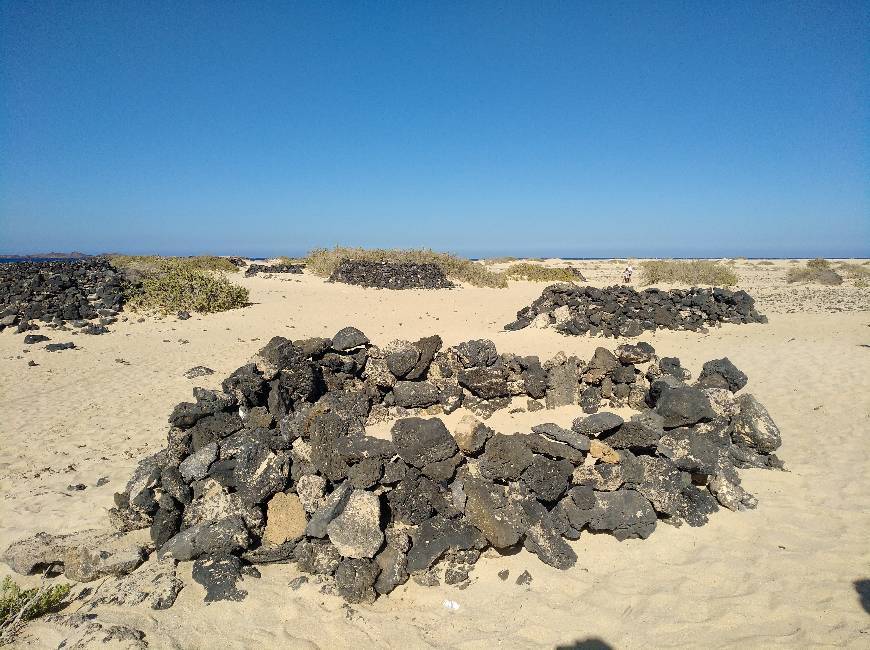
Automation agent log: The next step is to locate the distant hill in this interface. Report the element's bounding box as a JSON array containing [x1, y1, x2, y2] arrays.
[[0, 251, 92, 260]]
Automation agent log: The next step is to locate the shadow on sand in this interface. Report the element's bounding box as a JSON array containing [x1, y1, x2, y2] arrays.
[[555, 639, 614, 650], [855, 579, 870, 614]]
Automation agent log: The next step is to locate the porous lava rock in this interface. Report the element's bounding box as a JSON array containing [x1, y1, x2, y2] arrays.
[[505, 284, 766, 337], [329, 260, 454, 290], [2, 328, 783, 608]]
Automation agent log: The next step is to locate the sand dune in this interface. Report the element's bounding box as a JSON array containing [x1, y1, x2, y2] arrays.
[[1, 259, 868, 648]]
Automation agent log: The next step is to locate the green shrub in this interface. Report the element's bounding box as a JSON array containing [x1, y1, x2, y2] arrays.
[[1, 576, 70, 638], [483, 256, 518, 264], [304, 247, 508, 288], [756, 260, 775, 265], [504, 263, 581, 282], [126, 266, 249, 314], [110, 255, 239, 273], [640, 260, 739, 286]]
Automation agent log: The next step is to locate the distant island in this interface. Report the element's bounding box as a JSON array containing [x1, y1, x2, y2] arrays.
[[0, 251, 92, 260]]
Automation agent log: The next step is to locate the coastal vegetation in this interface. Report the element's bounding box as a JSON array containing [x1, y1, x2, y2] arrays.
[[640, 260, 739, 287], [305, 247, 508, 288]]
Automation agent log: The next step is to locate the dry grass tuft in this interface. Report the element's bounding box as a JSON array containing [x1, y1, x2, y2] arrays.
[[504, 263, 581, 282], [126, 265, 249, 314], [304, 247, 508, 288], [836, 262, 870, 280], [640, 260, 739, 286], [785, 258, 843, 285], [110, 255, 239, 273], [756, 260, 775, 265]]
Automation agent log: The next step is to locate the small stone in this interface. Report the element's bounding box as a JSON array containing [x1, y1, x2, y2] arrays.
[[697, 358, 748, 393], [655, 387, 716, 428], [306, 483, 352, 538], [588, 439, 620, 464], [392, 417, 458, 467], [452, 414, 494, 454], [184, 366, 215, 379], [159, 515, 249, 561], [179, 442, 218, 482], [531, 423, 590, 451], [192, 554, 247, 602], [334, 558, 379, 604], [515, 570, 533, 586], [572, 412, 624, 437], [332, 327, 369, 351]]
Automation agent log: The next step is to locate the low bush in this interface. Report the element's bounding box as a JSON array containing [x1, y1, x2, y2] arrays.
[[0, 576, 70, 640], [305, 247, 508, 288], [640, 260, 739, 287], [836, 262, 870, 281], [756, 260, 775, 265], [785, 259, 843, 285], [504, 263, 581, 282], [110, 255, 239, 273], [126, 266, 249, 314], [806, 258, 831, 271]]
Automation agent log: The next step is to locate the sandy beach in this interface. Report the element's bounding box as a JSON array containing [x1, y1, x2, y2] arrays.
[[1, 258, 869, 648]]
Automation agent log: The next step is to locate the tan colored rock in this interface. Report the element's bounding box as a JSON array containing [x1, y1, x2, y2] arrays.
[[589, 439, 620, 464], [452, 413, 492, 454], [263, 492, 307, 546]]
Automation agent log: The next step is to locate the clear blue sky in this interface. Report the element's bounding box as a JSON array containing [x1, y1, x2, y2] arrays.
[[1, 1, 867, 258]]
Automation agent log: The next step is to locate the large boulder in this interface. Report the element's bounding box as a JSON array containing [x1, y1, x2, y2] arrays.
[[697, 358, 748, 393], [327, 490, 383, 559], [655, 386, 716, 428], [731, 394, 781, 453], [391, 418, 458, 468]]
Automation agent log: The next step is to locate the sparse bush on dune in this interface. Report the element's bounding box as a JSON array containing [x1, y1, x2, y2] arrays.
[[109, 255, 239, 273], [836, 262, 870, 280], [1, 576, 70, 641], [503, 262, 582, 282], [126, 265, 249, 314], [305, 247, 508, 288], [806, 257, 830, 271], [757, 260, 775, 265], [785, 258, 843, 285], [640, 260, 739, 287], [277, 256, 305, 266], [483, 256, 518, 264]]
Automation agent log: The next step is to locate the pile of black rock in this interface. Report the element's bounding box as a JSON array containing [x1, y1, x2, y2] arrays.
[[505, 284, 767, 337], [0, 258, 124, 336], [2, 327, 783, 608], [244, 262, 304, 277], [329, 259, 454, 290]]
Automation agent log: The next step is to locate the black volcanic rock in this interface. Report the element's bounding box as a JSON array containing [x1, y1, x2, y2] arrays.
[[505, 284, 765, 337], [47, 324, 784, 609], [329, 260, 453, 290]]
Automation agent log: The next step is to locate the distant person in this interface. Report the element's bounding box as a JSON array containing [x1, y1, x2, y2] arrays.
[[623, 264, 634, 283]]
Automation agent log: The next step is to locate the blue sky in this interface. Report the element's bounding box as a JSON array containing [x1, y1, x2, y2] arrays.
[[1, 1, 867, 257]]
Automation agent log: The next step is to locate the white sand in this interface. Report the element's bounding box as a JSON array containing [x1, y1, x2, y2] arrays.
[[2, 259, 869, 648]]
